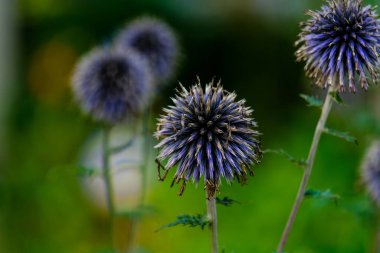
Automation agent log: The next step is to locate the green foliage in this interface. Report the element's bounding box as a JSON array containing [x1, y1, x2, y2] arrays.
[[116, 205, 157, 219], [323, 127, 358, 145], [216, 196, 240, 206], [304, 188, 340, 205], [264, 149, 307, 167], [157, 214, 209, 231], [329, 91, 343, 104], [109, 139, 134, 154], [342, 197, 374, 221], [76, 165, 98, 177], [300, 94, 322, 107], [94, 250, 115, 253]]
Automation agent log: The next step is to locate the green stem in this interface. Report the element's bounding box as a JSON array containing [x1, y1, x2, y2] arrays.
[[276, 86, 335, 253], [125, 107, 152, 253], [102, 125, 115, 246], [140, 106, 152, 204], [206, 194, 219, 253]]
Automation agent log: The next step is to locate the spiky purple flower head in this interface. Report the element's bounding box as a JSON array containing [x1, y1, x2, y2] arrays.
[[72, 48, 152, 124], [154, 80, 262, 198], [361, 140, 380, 204], [296, 0, 380, 92], [115, 17, 178, 84]]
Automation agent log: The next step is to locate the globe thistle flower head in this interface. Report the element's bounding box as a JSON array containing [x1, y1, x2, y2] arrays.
[[72, 48, 152, 124], [361, 140, 380, 205], [115, 17, 178, 84], [154, 79, 262, 198], [296, 0, 380, 93]]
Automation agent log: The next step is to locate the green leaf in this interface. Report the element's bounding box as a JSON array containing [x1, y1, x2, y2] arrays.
[[156, 214, 209, 231], [304, 188, 340, 205], [109, 139, 134, 154], [264, 149, 307, 167], [300, 94, 322, 107], [77, 166, 98, 177], [329, 91, 343, 104], [323, 127, 358, 145], [116, 205, 156, 219], [216, 196, 240, 206]]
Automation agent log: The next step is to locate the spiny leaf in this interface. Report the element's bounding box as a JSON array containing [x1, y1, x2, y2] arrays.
[[329, 91, 343, 104], [216, 196, 240, 206], [304, 188, 340, 205], [156, 214, 209, 231], [323, 127, 358, 145], [116, 205, 157, 219], [300, 94, 322, 107], [264, 149, 307, 167]]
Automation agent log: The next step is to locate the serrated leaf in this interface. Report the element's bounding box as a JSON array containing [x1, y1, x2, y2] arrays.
[[216, 196, 240, 206], [323, 127, 358, 145], [156, 214, 209, 231], [300, 94, 322, 107], [304, 188, 340, 205], [329, 91, 343, 104], [264, 149, 307, 167], [116, 205, 156, 219]]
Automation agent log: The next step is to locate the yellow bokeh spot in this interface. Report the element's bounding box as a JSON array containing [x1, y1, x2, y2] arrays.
[[28, 40, 77, 105]]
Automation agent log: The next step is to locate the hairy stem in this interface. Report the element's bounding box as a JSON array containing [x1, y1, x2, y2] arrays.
[[206, 194, 219, 253], [276, 86, 335, 253], [102, 125, 115, 246]]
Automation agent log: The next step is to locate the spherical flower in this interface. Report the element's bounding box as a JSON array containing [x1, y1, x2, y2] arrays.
[[72, 48, 152, 124], [154, 80, 262, 198], [296, 0, 380, 92], [361, 140, 380, 205], [115, 17, 178, 84]]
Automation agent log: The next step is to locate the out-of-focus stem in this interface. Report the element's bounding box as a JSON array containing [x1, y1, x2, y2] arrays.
[[125, 107, 152, 253], [102, 125, 115, 248]]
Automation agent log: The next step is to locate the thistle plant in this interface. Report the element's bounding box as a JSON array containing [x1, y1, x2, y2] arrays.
[[72, 48, 152, 124], [72, 47, 152, 250], [154, 80, 262, 253], [295, 0, 380, 93], [114, 17, 179, 252], [277, 0, 380, 252], [361, 140, 380, 205], [115, 17, 178, 84], [361, 140, 380, 252]]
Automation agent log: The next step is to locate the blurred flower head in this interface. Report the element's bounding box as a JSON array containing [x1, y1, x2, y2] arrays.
[[72, 48, 152, 124], [296, 0, 380, 92], [361, 140, 380, 205], [154, 79, 262, 198], [115, 17, 178, 84]]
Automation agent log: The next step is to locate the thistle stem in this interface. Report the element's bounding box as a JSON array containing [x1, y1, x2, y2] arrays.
[[276, 86, 335, 253], [103, 125, 115, 216], [206, 194, 219, 253], [102, 125, 115, 247], [125, 107, 152, 253], [140, 106, 152, 204]]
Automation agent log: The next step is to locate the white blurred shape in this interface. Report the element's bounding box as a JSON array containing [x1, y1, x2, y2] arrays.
[[80, 126, 144, 213]]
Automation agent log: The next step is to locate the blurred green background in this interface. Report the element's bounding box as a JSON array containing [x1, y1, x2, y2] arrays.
[[2, 0, 380, 252]]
